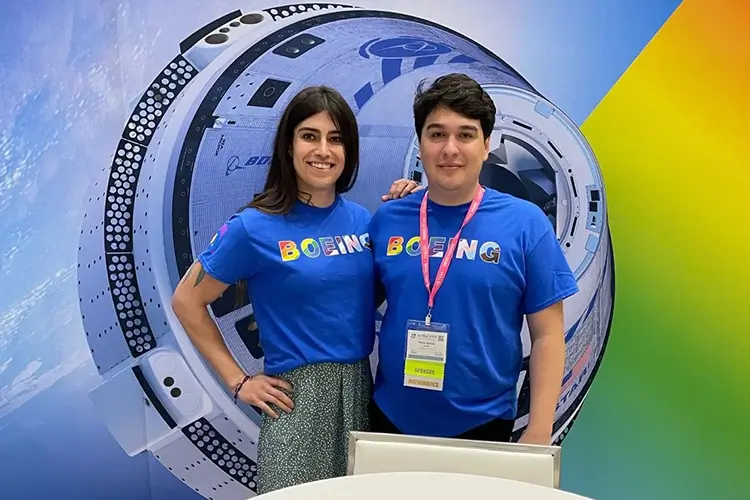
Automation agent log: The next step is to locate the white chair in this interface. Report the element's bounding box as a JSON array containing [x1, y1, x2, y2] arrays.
[[347, 431, 561, 489]]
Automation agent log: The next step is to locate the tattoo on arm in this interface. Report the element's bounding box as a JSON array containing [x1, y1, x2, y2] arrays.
[[179, 263, 193, 285], [193, 267, 206, 287]]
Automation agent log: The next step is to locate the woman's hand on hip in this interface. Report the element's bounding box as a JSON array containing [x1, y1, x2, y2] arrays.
[[237, 374, 295, 419]]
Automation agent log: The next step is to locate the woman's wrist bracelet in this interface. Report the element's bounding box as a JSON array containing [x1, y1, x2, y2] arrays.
[[232, 374, 252, 404]]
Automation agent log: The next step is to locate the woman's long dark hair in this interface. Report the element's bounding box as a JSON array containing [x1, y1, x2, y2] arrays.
[[235, 86, 360, 306], [247, 85, 360, 214]]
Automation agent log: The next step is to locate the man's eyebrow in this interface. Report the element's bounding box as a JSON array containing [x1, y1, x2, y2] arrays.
[[425, 123, 479, 131]]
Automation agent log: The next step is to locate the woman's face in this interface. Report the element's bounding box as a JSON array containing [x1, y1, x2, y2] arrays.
[[291, 111, 345, 196]]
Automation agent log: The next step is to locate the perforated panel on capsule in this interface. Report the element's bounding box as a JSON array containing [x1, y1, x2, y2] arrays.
[[78, 164, 133, 373]]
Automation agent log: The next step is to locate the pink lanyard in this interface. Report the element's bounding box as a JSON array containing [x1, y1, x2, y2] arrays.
[[419, 186, 485, 325]]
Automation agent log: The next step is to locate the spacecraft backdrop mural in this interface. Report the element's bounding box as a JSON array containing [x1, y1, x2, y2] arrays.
[[1, 1, 747, 499]]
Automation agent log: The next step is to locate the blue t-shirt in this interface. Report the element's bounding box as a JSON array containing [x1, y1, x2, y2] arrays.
[[369, 187, 579, 437], [197, 196, 375, 375]]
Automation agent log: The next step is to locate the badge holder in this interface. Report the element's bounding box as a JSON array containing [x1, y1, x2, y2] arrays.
[[403, 313, 449, 392], [402, 186, 482, 392]]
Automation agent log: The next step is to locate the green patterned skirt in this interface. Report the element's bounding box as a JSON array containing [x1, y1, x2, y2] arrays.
[[256, 358, 372, 494]]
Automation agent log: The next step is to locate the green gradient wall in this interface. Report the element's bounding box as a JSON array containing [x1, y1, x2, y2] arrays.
[[560, 1, 750, 499]]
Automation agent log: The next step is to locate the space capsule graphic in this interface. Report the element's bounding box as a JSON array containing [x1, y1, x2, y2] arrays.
[[77, 3, 615, 498]]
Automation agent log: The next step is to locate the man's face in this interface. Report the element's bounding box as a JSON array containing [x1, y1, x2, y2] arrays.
[[419, 106, 490, 196]]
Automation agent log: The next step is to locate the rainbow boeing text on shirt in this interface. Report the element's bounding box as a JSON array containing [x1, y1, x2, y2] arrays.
[[278, 233, 371, 262], [385, 235, 501, 264]]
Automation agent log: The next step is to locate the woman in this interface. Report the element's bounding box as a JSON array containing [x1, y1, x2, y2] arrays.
[[171, 85, 419, 494]]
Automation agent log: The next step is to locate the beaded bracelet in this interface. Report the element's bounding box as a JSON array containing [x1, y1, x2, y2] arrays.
[[233, 374, 252, 404]]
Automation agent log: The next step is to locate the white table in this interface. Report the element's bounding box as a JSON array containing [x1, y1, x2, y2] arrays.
[[256, 472, 593, 499]]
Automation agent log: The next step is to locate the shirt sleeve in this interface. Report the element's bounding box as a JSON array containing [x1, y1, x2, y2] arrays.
[[521, 223, 580, 315], [197, 214, 256, 285], [368, 208, 381, 262], [367, 209, 383, 278]]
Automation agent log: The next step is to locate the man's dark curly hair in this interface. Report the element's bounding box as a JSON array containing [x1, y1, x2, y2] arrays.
[[413, 73, 496, 140]]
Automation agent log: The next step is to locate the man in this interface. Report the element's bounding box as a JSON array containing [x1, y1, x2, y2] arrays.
[[368, 73, 578, 444]]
